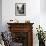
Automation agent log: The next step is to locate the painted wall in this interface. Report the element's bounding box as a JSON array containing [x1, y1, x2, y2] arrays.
[[0, 0, 2, 32], [40, 0, 46, 13], [40, 0, 46, 31], [2, 0, 40, 31], [2, 0, 46, 46]]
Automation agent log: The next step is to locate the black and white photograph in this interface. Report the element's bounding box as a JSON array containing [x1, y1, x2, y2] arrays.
[[15, 3, 26, 16]]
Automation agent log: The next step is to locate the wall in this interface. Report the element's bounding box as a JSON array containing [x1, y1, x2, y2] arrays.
[[0, 0, 2, 32], [40, 0, 46, 13], [2, 0, 46, 46], [40, 0, 46, 31], [2, 0, 40, 30]]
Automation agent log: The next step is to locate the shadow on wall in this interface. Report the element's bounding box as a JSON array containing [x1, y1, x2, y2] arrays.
[[40, 0, 46, 14], [0, 0, 2, 32]]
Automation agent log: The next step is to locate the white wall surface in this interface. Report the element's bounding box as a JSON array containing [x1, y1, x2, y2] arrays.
[[0, 0, 2, 32], [40, 0, 46, 31], [40, 0, 46, 13], [2, 0, 46, 46], [2, 0, 40, 31]]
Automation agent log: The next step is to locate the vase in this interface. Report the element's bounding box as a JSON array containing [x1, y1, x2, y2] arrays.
[[39, 40, 45, 46]]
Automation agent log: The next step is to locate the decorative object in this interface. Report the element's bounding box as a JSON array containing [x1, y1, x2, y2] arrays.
[[36, 25, 45, 46], [1, 31, 12, 46], [8, 19, 19, 23], [0, 32, 5, 46], [15, 3, 26, 16], [25, 20, 30, 23], [44, 31, 46, 41]]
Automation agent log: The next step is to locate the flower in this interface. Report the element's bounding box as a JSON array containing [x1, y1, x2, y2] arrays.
[[36, 25, 45, 41]]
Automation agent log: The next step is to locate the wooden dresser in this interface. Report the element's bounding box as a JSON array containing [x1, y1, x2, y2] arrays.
[[7, 23, 34, 46]]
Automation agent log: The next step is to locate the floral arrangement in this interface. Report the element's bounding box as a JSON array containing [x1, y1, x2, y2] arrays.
[[36, 25, 45, 42]]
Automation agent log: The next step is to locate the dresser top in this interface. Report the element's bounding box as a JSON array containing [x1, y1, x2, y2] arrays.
[[7, 23, 34, 25]]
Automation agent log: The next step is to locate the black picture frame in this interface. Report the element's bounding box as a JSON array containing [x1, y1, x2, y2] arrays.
[[15, 3, 26, 16]]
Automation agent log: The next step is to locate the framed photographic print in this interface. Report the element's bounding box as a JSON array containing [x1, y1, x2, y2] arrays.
[[15, 3, 26, 16]]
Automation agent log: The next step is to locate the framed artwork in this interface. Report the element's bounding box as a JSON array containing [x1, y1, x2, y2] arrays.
[[15, 3, 26, 16]]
